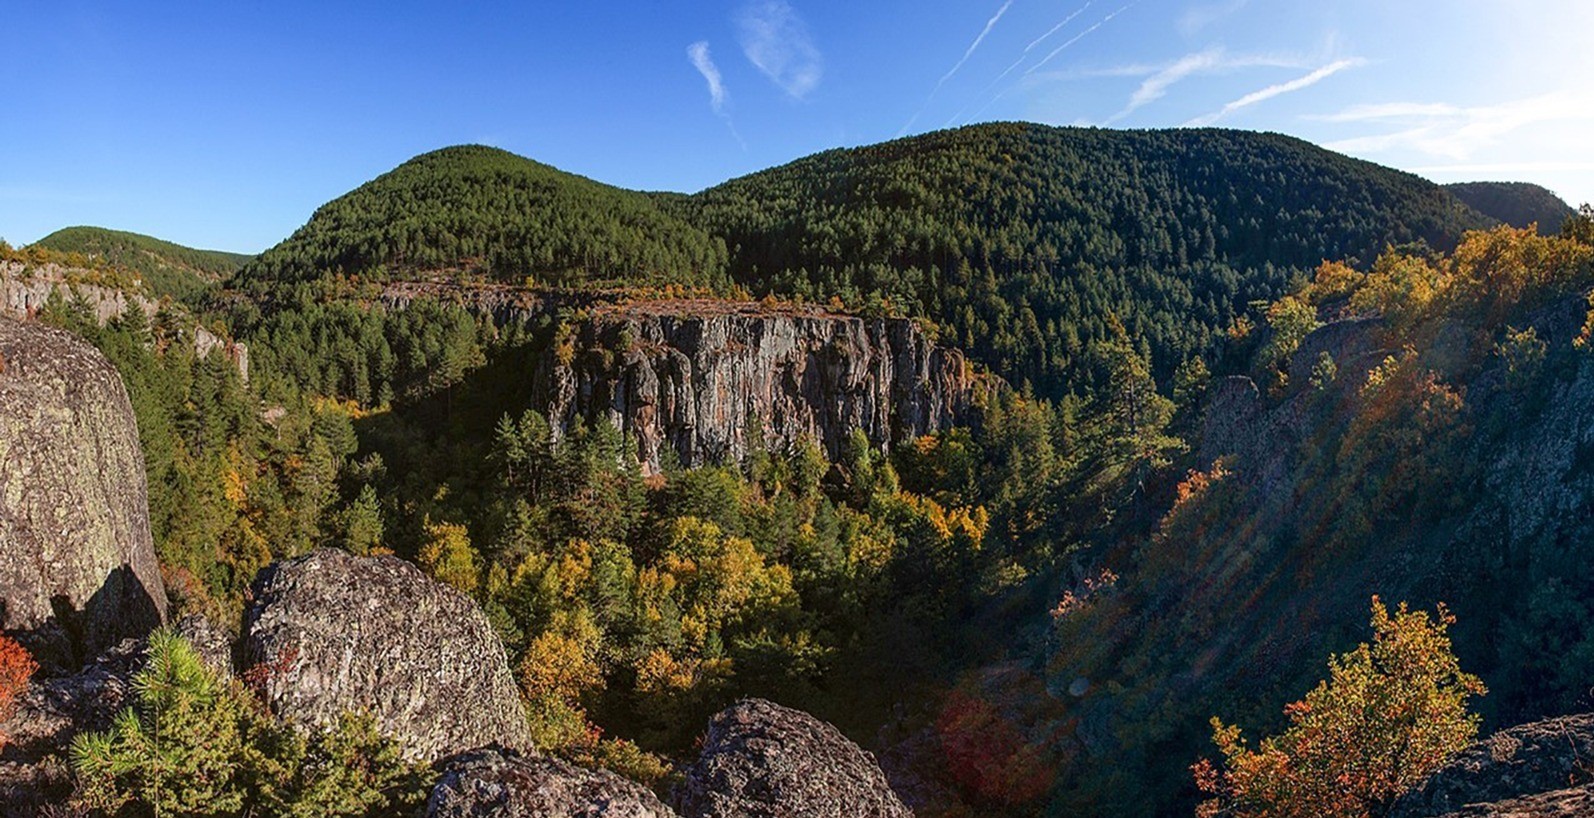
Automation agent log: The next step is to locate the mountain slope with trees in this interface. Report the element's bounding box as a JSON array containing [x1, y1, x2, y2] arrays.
[[232, 125, 1492, 401], [1445, 181, 1575, 235], [674, 123, 1490, 396], [234, 145, 730, 293]]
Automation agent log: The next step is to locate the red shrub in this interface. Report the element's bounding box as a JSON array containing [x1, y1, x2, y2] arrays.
[[0, 635, 39, 747]]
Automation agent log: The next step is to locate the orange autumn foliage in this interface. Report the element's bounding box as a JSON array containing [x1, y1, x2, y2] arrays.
[[0, 635, 39, 747], [1193, 598, 1484, 818]]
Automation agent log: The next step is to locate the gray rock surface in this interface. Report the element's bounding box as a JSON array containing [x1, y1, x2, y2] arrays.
[[1429, 785, 1594, 817], [0, 316, 167, 671], [539, 302, 979, 474], [427, 747, 677, 817], [675, 698, 913, 818], [242, 549, 532, 763], [1392, 712, 1594, 818]]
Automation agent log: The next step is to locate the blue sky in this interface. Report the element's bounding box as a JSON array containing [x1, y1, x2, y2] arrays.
[[4, 1, 1591, 253]]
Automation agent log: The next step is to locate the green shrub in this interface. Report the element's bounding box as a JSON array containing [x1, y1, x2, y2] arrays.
[[71, 630, 429, 817]]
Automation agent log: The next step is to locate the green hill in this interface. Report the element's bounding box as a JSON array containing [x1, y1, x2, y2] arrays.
[[1445, 181, 1575, 235], [234, 127, 1491, 399], [236, 145, 729, 293], [30, 225, 251, 301], [674, 123, 1490, 395]]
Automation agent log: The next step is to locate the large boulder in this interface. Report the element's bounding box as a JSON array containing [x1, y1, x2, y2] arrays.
[[1393, 712, 1594, 817], [427, 747, 676, 817], [674, 698, 912, 818], [242, 549, 532, 763], [0, 317, 167, 672]]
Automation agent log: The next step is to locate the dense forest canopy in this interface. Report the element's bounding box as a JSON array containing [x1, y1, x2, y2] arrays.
[[1444, 181, 1576, 236], [235, 145, 731, 293], [674, 123, 1490, 395], [233, 125, 1492, 399]]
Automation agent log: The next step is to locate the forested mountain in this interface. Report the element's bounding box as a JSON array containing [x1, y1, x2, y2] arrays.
[[676, 123, 1490, 395], [10, 127, 1594, 817], [235, 125, 1491, 400], [29, 225, 250, 301], [1445, 181, 1575, 235], [235, 145, 730, 293]]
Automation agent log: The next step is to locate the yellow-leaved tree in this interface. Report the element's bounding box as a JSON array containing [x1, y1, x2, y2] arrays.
[[1193, 597, 1484, 818]]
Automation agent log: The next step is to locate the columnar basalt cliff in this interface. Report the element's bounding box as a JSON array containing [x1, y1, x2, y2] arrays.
[[0, 317, 167, 672], [535, 302, 982, 473]]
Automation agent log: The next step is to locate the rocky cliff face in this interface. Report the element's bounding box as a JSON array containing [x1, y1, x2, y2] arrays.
[[0, 261, 249, 381], [0, 317, 167, 672], [241, 549, 532, 763], [537, 302, 980, 473], [675, 698, 913, 818]]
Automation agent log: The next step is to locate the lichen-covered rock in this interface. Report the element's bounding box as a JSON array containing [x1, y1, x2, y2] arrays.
[[1392, 713, 1594, 817], [242, 549, 531, 763], [427, 747, 677, 817], [538, 302, 980, 474], [675, 698, 912, 818], [0, 316, 167, 672]]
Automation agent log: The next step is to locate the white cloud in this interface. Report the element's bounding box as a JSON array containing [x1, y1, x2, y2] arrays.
[[940, 3, 1094, 129], [737, 0, 823, 99], [1102, 48, 1310, 124], [941, 0, 1014, 86], [899, 0, 1016, 137], [687, 41, 728, 114], [1178, 0, 1248, 37], [1025, 2, 1093, 54], [1408, 162, 1594, 174], [1320, 90, 1594, 160], [1024, 2, 1139, 78], [1183, 57, 1364, 127]]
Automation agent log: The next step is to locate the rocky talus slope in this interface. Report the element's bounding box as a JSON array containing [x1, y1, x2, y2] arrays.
[[538, 301, 980, 473], [673, 698, 914, 818], [0, 317, 167, 671], [242, 548, 532, 763]]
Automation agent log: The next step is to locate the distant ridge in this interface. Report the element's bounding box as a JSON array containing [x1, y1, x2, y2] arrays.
[[30, 225, 250, 301], [676, 123, 1490, 392], [1445, 181, 1576, 235]]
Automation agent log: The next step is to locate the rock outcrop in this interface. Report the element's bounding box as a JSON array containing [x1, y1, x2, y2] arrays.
[[675, 698, 913, 818], [1420, 786, 1594, 817], [538, 302, 980, 473], [1392, 712, 1594, 817], [0, 261, 249, 381], [241, 549, 531, 763], [0, 317, 167, 672], [427, 748, 677, 818]]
